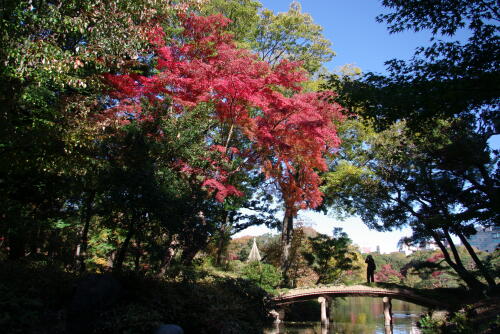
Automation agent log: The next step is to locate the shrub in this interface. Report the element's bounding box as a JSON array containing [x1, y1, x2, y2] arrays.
[[242, 262, 282, 294]]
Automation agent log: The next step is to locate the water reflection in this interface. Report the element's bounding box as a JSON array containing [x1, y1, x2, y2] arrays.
[[265, 297, 425, 334]]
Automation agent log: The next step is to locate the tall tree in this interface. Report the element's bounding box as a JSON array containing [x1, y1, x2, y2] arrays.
[[202, 0, 335, 74], [255, 1, 334, 73], [322, 0, 498, 291], [0, 0, 208, 263], [0, 0, 173, 259], [201, 0, 262, 48], [322, 119, 495, 290], [105, 13, 344, 282]]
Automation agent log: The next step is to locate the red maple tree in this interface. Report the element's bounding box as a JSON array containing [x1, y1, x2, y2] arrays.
[[103, 13, 344, 277]]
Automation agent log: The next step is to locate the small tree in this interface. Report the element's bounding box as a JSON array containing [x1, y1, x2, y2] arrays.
[[242, 262, 281, 293], [375, 264, 404, 284], [303, 229, 358, 285]]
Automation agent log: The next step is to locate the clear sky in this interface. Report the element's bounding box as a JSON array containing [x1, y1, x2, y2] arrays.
[[261, 0, 438, 74], [234, 1, 491, 252], [235, 210, 413, 254]]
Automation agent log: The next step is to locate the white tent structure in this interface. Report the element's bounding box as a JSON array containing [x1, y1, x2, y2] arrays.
[[247, 238, 262, 262]]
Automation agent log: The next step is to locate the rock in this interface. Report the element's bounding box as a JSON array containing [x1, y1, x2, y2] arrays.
[[430, 310, 449, 323], [154, 324, 184, 334]]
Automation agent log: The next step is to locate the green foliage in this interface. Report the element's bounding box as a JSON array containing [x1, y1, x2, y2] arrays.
[[322, 116, 495, 290], [1, 0, 333, 282], [483, 250, 500, 284], [322, 2, 499, 274], [201, 0, 262, 48], [419, 313, 445, 333], [302, 230, 358, 284], [255, 1, 334, 73], [369, 252, 408, 272], [0, 0, 177, 264], [242, 262, 282, 294], [447, 310, 475, 334], [420, 307, 500, 334], [202, 0, 334, 73]]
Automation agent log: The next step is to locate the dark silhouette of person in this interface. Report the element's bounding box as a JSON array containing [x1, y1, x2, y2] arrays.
[[365, 255, 376, 283]]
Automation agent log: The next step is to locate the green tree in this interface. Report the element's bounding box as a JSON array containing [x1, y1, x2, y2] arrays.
[[364, 0, 499, 129], [202, 0, 334, 74], [322, 119, 495, 291], [302, 229, 358, 285], [322, 0, 498, 291], [255, 1, 334, 73], [242, 261, 281, 293], [201, 0, 262, 48], [325, 1, 498, 224], [0, 0, 179, 260]]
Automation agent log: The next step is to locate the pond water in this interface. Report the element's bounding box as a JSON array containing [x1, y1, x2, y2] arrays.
[[265, 297, 427, 334]]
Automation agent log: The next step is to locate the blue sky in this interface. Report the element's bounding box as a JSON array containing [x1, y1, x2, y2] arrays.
[[234, 1, 494, 252], [262, 0, 438, 74]]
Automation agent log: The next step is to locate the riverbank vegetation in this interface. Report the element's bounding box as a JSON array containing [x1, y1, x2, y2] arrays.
[[0, 260, 271, 334], [1, 0, 498, 333], [231, 230, 499, 291]]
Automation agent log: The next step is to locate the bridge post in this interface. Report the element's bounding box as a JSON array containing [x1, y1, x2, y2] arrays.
[[278, 309, 285, 323], [382, 297, 392, 326], [326, 296, 333, 323], [269, 309, 285, 324], [317, 296, 329, 326]]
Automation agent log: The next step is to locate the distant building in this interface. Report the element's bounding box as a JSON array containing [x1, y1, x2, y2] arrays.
[[399, 244, 418, 256], [467, 226, 500, 253], [398, 240, 440, 256]]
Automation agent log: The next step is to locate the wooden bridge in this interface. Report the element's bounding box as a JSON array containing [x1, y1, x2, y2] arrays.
[[273, 284, 449, 308], [270, 285, 450, 326]]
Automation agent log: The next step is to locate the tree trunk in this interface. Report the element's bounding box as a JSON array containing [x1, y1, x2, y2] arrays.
[[47, 229, 60, 259], [134, 239, 142, 272], [432, 229, 485, 291], [215, 234, 226, 266], [157, 236, 177, 278], [180, 211, 209, 266], [181, 246, 199, 266], [443, 228, 466, 269], [215, 213, 231, 266], [280, 210, 294, 286], [28, 223, 41, 256], [8, 230, 26, 260], [457, 231, 496, 288], [76, 192, 95, 273], [113, 221, 135, 272]]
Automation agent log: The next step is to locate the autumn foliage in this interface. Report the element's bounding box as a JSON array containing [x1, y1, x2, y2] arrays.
[[375, 264, 404, 283], [104, 13, 344, 210]]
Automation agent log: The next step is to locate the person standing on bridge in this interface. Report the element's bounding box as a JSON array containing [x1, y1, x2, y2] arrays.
[[365, 255, 376, 283]]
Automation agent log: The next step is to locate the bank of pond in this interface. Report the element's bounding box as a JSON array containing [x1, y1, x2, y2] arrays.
[[1, 262, 497, 333]]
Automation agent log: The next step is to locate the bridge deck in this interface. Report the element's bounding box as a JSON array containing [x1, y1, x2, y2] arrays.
[[272, 285, 449, 308]]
